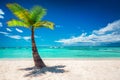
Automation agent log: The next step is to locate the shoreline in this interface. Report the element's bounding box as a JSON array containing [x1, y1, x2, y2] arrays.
[[0, 57, 120, 60]]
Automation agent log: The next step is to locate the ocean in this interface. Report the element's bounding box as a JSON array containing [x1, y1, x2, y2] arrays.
[[0, 46, 120, 58]]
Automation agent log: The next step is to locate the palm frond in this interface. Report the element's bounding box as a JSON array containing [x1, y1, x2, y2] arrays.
[[30, 6, 46, 22], [6, 3, 31, 24], [33, 21, 54, 30], [6, 3, 55, 30], [7, 19, 29, 28]]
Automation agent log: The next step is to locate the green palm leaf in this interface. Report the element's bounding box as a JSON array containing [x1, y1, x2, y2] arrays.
[[6, 3, 54, 30], [6, 3, 31, 24], [33, 21, 54, 30], [30, 6, 46, 22], [7, 19, 29, 28]]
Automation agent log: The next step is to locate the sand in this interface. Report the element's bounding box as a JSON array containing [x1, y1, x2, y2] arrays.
[[0, 59, 120, 80]]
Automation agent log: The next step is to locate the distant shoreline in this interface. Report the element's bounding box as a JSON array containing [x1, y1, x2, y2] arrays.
[[0, 46, 120, 48], [0, 58, 120, 60]]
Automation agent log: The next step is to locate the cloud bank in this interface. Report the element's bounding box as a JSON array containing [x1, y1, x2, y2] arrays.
[[55, 20, 120, 45]]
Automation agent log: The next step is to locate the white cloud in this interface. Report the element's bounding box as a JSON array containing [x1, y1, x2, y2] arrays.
[[0, 9, 4, 15], [0, 9, 4, 27], [0, 32, 40, 43], [16, 28, 23, 33], [0, 31, 21, 39], [93, 20, 120, 35], [23, 35, 38, 41], [0, 15, 4, 19], [0, 22, 2, 27], [6, 28, 12, 32], [0, 31, 9, 35], [0, 29, 38, 41], [55, 19, 120, 45], [6, 35, 21, 39], [23, 36, 31, 41], [0, 9, 4, 19]]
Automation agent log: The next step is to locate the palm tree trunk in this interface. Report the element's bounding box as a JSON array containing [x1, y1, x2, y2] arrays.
[[31, 26, 46, 69]]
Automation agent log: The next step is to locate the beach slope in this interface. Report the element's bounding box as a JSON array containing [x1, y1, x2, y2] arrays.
[[0, 59, 120, 80]]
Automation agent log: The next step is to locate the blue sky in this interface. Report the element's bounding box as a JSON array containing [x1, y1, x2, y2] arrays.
[[0, 0, 120, 47]]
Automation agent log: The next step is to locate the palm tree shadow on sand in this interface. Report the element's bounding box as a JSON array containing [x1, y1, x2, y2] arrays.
[[19, 65, 67, 77]]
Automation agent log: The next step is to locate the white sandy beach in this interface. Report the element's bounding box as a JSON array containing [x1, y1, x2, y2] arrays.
[[0, 59, 120, 80]]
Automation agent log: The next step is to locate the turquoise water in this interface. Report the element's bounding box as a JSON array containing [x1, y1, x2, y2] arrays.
[[0, 46, 120, 58]]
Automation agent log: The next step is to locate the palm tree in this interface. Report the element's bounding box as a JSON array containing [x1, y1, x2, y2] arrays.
[[6, 3, 54, 69]]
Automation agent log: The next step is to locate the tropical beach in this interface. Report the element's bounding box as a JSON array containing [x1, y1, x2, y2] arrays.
[[0, 0, 120, 80]]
